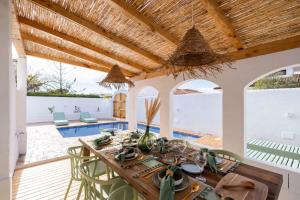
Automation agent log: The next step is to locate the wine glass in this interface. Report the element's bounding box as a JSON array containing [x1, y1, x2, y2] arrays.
[[177, 141, 187, 157], [193, 152, 207, 173]]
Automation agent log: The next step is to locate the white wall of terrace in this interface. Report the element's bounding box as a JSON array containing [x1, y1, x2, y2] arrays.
[[128, 47, 300, 158], [17, 57, 27, 154], [0, 0, 15, 199]]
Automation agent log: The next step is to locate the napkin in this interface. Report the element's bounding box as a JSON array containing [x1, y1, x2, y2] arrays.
[[198, 186, 220, 200], [116, 151, 126, 164], [130, 130, 142, 139], [159, 165, 178, 200], [200, 148, 218, 173], [93, 135, 110, 147], [157, 138, 167, 154]]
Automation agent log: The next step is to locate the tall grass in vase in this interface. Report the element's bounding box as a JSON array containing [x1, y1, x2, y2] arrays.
[[138, 96, 160, 152]]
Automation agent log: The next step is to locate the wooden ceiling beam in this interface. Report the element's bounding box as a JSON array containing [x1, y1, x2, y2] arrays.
[[26, 51, 110, 73], [133, 35, 300, 81], [28, 0, 165, 65], [108, 0, 178, 45], [226, 34, 300, 60], [11, 3, 26, 58], [19, 17, 152, 73], [200, 0, 243, 50], [22, 33, 136, 77]]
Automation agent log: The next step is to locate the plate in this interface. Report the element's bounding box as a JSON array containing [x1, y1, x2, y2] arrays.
[[114, 149, 139, 161], [181, 163, 203, 174], [94, 138, 112, 149], [215, 157, 225, 165], [152, 172, 189, 192]]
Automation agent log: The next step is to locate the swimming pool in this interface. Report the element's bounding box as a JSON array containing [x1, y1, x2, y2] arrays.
[[58, 122, 128, 138], [137, 124, 201, 140], [57, 122, 201, 140]]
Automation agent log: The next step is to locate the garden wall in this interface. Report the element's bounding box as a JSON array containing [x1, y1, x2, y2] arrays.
[[27, 96, 113, 123]]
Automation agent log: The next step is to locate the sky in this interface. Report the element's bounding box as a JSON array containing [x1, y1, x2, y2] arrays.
[[26, 56, 117, 94]]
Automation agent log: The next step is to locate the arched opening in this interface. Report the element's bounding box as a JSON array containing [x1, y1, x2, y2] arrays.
[[244, 64, 300, 170], [113, 93, 127, 119], [171, 79, 223, 148], [135, 86, 160, 135]]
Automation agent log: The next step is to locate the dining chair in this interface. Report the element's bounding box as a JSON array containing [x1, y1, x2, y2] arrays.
[[168, 139, 191, 147], [65, 146, 108, 200], [107, 184, 137, 200], [209, 149, 243, 162], [80, 159, 137, 200]]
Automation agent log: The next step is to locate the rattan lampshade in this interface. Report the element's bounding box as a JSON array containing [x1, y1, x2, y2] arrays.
[[98, 65, 134, 90], [167, 26, 231, 79]]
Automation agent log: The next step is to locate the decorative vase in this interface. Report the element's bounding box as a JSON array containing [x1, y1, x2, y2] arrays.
[[138, 126, 156, 152]]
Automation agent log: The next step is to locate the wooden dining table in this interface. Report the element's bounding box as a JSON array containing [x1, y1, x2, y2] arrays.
[[79, 137, 283, 200]]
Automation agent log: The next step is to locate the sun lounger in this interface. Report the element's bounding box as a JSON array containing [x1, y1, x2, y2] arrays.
[[53, 112, 69, 126], [80, 112, 97, 123]]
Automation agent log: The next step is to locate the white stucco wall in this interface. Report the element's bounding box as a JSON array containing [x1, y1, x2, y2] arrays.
[[136, 88, 300, 145], [27, 96, 113, 123], [246, 88, 300, 145]]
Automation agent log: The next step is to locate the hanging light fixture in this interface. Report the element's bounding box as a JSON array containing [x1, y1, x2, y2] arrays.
[[166, 0, 232, 79], [98, 65, 134, 90]]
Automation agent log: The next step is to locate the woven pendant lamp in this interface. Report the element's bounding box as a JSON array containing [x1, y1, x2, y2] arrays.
[[167, 26, 231, 79], [98, 65, 134, 90]]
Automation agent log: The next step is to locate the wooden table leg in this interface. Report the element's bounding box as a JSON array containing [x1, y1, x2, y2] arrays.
[[83, 146, 90, 161]]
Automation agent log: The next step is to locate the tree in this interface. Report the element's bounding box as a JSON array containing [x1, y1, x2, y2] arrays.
[[45, 62, 83, 94], [251, 74, 300, 89], [27, 73, 49, 92]]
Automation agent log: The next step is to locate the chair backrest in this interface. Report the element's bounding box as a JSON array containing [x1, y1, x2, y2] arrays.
[[80, 112, 91, 119], [67, 146, 96, 181], [80, 159, 125, 200], [53, 112, 66, 120], [209, 149, 243, 162], [108, 185, 135, 200], [169, 139, 191, 147]]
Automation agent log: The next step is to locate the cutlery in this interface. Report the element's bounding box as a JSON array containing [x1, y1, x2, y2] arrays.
[[141, 166, 165, 178], [222, 181, 255, 190], [182, 182, 200, 200]]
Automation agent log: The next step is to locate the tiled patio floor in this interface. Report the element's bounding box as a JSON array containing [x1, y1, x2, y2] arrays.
[[17, 121, 104, 168]]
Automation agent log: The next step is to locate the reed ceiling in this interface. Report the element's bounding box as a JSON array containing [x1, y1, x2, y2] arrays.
[[13, 0, 300, 79]]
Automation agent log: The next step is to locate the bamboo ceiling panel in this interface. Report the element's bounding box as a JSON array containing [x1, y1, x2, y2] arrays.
[[25, 41, 113, 73], [21, 24, 142, 73], [218, 0, 300, 47], [15, 0, 159, 70], [14, 0, 300, 78]]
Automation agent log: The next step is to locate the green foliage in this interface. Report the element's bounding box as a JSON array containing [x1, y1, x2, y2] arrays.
[[27, 73, 49, 92], [27, 92, 100, 98], [252, 75, 300, 89]]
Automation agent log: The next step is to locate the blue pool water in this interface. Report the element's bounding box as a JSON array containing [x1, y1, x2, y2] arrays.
[[137, 124, 200, 140], [58, 122, 128, 138], [58, 122, 201, 140]]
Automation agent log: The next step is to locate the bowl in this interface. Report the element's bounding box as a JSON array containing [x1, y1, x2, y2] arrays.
[[124, 147, 136, 158], [158, 169, 183, 186]]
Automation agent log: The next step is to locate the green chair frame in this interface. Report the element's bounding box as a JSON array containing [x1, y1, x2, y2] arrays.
[[168, 139, 191, 147], [107, 184, 136, 200], [65, 146, 106, 200], [80, 159, 134, 200], [209, 149, 243, 162]]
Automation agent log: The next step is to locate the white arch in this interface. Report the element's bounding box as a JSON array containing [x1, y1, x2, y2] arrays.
[[128, 48, 300, 154]]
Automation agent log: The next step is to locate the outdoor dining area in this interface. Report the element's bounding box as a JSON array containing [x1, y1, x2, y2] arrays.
[[4, 0, 300, 199], [74, 132, 282, 200], [61, 97, 283, 200]]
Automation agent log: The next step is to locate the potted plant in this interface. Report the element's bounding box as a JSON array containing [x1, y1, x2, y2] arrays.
[[138, 96, 160, 152]]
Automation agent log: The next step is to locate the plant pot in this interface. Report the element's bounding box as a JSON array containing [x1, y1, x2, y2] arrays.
[[138, 125, 156, 152]]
